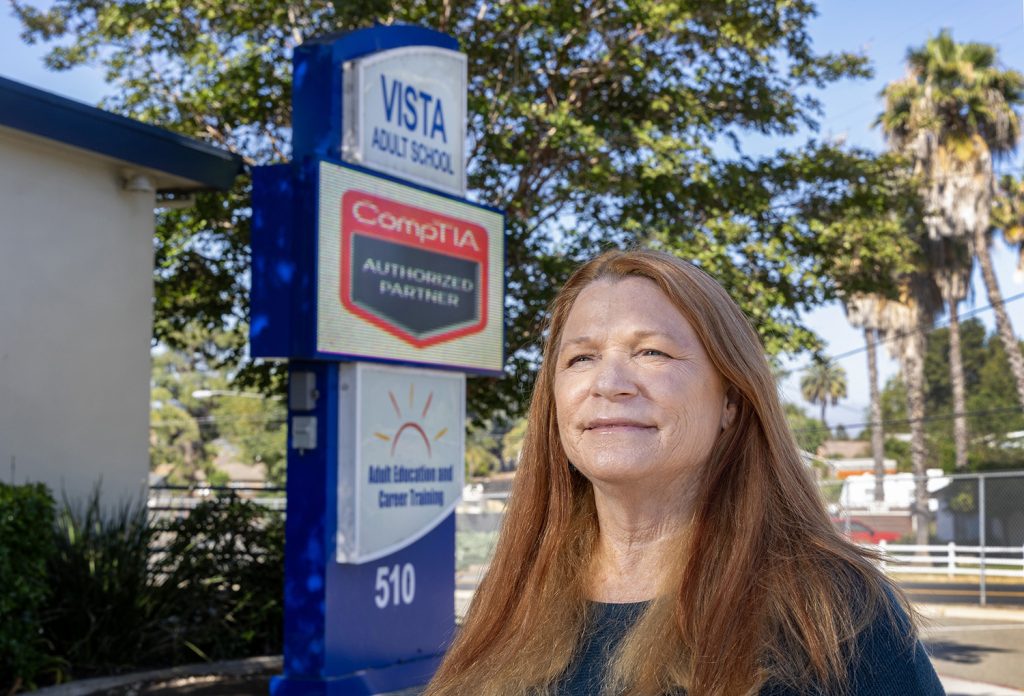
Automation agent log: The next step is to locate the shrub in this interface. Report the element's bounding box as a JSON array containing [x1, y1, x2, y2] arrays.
[[0, 482, 56, 694], [152, 494, 284, 660], [34, 490, 283, 687], [39, 490, 163, 682]]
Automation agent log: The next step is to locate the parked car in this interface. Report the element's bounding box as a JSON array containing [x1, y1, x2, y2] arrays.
[[831, 517, 901, 545]]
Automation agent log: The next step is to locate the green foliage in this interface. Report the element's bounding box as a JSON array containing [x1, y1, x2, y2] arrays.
[[465, 416, 527, 477], [937, 476, 1024, 545], [993, 173, 1024, 257], [33, 490, 282, 686], [11, 0, 922, 423], [151, 347, 213, 482], [883, 437, 912, 474], [150, 495, 284, 660], [924, 321, 987, 408], [208, 396, 287, 486], [879, 374, 908, 429], [880, 318, 1024, 471], [878, 29, 1024, 154], [151, 340, 286, 486], [783, 403, 828, 455], [41, 490, 162, 681], [799, 358, 848, 428], [0, 483, 56, 693], [818, 481, 844, 505]]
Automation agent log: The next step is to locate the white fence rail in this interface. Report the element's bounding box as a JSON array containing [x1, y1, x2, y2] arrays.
[[876, 541, 1024, 578]]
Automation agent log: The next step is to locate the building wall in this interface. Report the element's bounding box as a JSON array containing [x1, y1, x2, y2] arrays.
[[0, 127, 155, 506]]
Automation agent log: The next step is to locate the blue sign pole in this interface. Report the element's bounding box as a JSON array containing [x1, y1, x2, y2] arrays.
[[273, 362, 455, 695], [249, 25, 492, 696]]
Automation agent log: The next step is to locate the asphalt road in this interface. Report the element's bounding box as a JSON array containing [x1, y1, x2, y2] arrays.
[[40, 611, 1024, 696], [921, 614, 1024, 692], [903, 581, 1024, 607]]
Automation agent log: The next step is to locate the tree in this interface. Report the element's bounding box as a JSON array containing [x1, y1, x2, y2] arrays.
[[881, 318, 1024, 472], [150, 332, 286, 485], [150, 346, 219, 483], [829, 156, 922, 503], [845, 297, 888, 502], [464, 416, 527, 477], [783, 403, 828, 459], [13, 0, 916, 423], [866, 274, 942, 544], [207, 393, 288, 486], [800, 359, 847, 432], [879, 31, 1024, 472], [992, 172, 1024, 290]]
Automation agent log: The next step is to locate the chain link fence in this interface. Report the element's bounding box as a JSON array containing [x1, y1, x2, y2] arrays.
[[823, 469, 1024, 604]]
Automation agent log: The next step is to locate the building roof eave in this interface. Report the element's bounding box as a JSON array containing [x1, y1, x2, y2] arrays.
[[0, 76, 244, 192]]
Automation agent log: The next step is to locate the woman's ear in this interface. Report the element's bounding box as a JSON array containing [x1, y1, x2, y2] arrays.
[[720, 386, 738, 431]]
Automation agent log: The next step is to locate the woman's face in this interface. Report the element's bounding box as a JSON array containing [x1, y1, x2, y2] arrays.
[[553, 277, 735, 493]]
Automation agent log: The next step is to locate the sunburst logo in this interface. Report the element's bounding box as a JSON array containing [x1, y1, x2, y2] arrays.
[[373, 383, 449, 457]]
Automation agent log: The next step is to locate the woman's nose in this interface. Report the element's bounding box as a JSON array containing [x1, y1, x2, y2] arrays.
[[590, 354, 639, 399]]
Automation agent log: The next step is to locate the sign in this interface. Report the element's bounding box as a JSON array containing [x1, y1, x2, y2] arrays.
[[318, 160, 504, 374], [337, 363, 465, 563], [252, 26, 492, 695], [342, 191, 487, 346], [343, 46, 467, 196]]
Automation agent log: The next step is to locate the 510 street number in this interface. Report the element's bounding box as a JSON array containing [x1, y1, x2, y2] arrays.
[[374, 563, 416, 608]]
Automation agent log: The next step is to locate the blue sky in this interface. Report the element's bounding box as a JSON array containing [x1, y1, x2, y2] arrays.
[[3, 1, 1024, 431]]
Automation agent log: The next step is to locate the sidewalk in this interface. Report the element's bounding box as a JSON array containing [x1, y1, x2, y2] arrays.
[[942, 675, 1024, 695]]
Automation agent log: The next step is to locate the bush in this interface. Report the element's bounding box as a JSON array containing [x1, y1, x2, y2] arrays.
[[39, 490, 163, 682], [32, 490, 283, 688], [0, 482, 56, 694], [151, 494, 284, 660]]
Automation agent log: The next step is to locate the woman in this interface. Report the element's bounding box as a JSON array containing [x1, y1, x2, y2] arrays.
[[427, 249, 943, 696]]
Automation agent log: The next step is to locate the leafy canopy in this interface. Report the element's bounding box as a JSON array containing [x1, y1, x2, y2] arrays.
[[878, 29, 1024, 154], [881, 318, 1024, 472], [15, 0, 913, 420]]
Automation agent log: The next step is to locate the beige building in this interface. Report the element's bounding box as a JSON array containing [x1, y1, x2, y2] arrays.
[[0, 77, 241, 505]]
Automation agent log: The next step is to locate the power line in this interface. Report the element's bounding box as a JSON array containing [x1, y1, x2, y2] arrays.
[[788, 288, 1024, 376], [790, 404, 1024, 436]]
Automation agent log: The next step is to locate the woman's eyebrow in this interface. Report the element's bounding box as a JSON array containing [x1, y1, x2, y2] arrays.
[[632, 329, 675, 341], [561, 330, 678, 347], [559, 335, 594, 349]]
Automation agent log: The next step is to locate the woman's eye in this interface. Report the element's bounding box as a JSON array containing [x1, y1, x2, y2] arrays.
[[567, 354, 593, 366], [639, 349, 668, 357]]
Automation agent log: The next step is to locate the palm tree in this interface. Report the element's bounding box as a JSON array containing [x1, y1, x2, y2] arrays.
[[992, 175, 1024, 273], [879, 32, 1024, 470], [987, 174, 1024, 415], [799, 359, 847, 434], [928, 237, 972, 471], [844, 294, 888, 503], [870, 277, 942, 544]]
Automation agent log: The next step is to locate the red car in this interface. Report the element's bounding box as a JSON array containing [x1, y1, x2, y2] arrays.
[[831, 517, 901, 545]]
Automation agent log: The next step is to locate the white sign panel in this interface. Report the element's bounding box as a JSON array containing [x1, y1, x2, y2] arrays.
[[336, 363, 465, 564], [317, 161, 505, 375], [343, 46, 467, 196]]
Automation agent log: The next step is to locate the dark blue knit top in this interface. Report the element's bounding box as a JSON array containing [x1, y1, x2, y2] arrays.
[[551, 600, 945, 695]]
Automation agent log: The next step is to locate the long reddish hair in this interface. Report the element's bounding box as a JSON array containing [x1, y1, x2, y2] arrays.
[[426, 249, 911, 696]]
